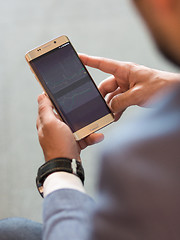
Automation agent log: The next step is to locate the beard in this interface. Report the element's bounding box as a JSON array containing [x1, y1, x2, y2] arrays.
[[157, 41, 180, 68]]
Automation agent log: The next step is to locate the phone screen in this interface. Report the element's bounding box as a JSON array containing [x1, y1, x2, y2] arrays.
[[30, 42, 111, 132]]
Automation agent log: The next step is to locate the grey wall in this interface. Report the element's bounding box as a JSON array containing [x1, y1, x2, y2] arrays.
[[0, 0, 178, 222]]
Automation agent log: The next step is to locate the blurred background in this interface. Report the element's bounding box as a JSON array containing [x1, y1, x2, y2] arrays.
[[0, 0, 178, 222]]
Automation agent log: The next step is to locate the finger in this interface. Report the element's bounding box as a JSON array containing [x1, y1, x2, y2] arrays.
[[53, 110, 63, 121], [113, 111, 124, 122], [85, 133, 104, 145], [98, 76, 118, 98], [36, 116, 40, 130], [79, 54, 127, 76], [79, 133, 104, 150], [106, 87, 124, 104], [37, 94, 55, 124], [109, 88, 136, 113]]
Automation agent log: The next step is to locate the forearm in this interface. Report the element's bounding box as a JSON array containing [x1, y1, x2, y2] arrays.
[[43, 188, 95, 240], [43, 172, 94, 240]]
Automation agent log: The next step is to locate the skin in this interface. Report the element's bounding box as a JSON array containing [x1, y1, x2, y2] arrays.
[[37, 94, 104, 161], [132, 0, 180, 66], [79, 54, 180, 120], [36, 0, 180, 162]]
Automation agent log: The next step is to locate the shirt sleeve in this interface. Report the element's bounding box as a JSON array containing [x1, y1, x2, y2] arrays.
[[43, 172, 86, 198]]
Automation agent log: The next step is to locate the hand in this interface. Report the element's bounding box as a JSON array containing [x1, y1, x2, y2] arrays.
[[80, 54, 180, 120], [36, 94, 104, 162]]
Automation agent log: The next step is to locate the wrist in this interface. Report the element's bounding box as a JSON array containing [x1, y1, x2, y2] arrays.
[[43, 172, 86, 197], [36, 157, 84, 197], [44, 152, 81, 162]]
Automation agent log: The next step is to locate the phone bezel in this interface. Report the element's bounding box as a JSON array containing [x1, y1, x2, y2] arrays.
[[25, 35, 114, 140]]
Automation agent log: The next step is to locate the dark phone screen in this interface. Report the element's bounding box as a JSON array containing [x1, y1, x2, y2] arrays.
[[30, 42, 111, 132]]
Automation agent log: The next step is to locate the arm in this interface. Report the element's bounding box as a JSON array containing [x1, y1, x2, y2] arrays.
[[43, 189, 95, 240], [37, 57, 180, 240], [37, 94, 102, 240]]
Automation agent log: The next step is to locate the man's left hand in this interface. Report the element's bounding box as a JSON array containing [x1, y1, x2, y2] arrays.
[[36, 94, 104, 162]]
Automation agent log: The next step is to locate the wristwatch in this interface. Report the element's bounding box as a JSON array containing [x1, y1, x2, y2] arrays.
[[36, 158, 85, 197]]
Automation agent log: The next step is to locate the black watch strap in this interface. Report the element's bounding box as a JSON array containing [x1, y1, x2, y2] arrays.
[[36, 158, 85, 197]]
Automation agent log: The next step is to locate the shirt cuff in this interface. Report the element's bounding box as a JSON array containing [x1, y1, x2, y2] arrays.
[[43, 172, 86, 198]]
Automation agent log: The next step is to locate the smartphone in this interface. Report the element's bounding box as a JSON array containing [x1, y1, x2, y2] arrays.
[[25, 35, 114, 140]]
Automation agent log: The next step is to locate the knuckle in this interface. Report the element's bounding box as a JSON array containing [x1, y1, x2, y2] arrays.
[[130, 85, 143, 105], [38, 104, 46, 114], [129, 62, 139, 67], [111, 96, 121, 112]]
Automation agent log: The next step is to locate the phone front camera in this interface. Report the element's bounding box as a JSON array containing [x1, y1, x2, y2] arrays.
[[54, 41, 56, 44]]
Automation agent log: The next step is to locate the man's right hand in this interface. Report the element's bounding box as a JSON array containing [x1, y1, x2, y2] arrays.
[[80, 54, 180, 120]]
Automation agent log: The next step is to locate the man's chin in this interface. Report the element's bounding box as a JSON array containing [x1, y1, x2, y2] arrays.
[[158, 45, 180, 68]]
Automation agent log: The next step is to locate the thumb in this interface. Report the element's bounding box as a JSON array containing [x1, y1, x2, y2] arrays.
[[38, 94, 55, 123], [109, 89, 135, 113]]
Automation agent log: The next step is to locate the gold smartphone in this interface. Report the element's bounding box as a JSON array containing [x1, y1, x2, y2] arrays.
[[25, 35, 114, 140]]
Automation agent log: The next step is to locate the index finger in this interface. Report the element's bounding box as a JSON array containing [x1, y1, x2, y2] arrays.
[[79, 54, 129, 77]]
